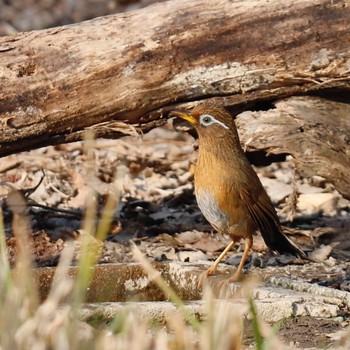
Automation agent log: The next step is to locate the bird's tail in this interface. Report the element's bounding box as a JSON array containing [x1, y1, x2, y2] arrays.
[[244, 189, 307, 259], [260, 221, 307, 259]]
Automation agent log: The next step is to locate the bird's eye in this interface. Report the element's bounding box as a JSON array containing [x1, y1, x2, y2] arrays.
[[200, 114, 213, 125], [202, 116, 211, 123]]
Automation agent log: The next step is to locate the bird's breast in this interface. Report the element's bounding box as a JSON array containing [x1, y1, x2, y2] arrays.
[[194, 153, 256, 237], [195, 188, 230, 231]]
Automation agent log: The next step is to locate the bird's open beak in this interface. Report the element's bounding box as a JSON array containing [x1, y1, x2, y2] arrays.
[[169, 111, 197, 125]]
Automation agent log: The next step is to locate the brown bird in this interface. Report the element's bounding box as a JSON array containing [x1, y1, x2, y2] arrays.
[[171, 103, 306, 283]]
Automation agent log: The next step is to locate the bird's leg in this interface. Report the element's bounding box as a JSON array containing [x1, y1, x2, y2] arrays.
[[198, 239, 237, 288], [206, 240, 236, 275], [227, 236, 253, 283]]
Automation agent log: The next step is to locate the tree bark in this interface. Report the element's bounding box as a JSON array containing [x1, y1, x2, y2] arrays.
[[236, 96, 350, 200], [0, 0, 349, 196]]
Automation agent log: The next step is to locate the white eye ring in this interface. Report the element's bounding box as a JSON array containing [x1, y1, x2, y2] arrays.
[[199, 114, 229, 129], [200, 114, 213, 125]]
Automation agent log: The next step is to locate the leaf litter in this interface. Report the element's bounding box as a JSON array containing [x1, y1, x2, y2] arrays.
[[0, 123, 350, 288]]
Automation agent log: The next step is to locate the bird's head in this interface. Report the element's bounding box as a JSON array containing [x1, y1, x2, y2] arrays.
[[170, 103, 240, 144]]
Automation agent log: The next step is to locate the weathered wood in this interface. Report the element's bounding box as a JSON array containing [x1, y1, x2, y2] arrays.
[[0, 0, 349, 158], [0, 0, 349, 199], [236, 96, 350, 200]]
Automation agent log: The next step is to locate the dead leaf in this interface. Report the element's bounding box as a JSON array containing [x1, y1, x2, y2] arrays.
[[192, 236, 227, 253], [177, 250, 208, 262], [175, 230, 203, 244], [308, 245, 332, 262]]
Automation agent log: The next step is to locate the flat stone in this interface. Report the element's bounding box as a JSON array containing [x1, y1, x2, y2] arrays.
[[33, 261, 350, 326]]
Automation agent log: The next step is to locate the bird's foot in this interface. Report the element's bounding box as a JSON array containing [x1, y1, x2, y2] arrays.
[[218, 271, 243, 290], [197, 266, 228, 288], [227, 270, 243, 283], [206, 264, 222, 276]]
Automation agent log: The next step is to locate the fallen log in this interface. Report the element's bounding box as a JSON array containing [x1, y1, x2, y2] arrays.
[[0, 0, 349, 197], [237, 96, 350, 200]]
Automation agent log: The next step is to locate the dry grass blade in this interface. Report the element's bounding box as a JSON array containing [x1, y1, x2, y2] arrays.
[[132, 243, 201, 332], [0, 190, 39, 349], [200, 280, 256, 350], [6, 188, 39, 310], [14, 244, 76, 349], [74, 130, 127, 305], [0, 207, 11, 291]]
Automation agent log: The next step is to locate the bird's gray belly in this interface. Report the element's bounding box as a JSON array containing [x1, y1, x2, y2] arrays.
[[195, 189, 229, 230]]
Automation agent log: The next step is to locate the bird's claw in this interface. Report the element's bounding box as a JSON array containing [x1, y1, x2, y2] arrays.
[[197, 267, 231, 288], [198, 267, 243, 289]]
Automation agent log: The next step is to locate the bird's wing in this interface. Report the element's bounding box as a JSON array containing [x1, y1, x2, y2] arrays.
[[239, 184, 280, 237], [239, 183, 306, 258]]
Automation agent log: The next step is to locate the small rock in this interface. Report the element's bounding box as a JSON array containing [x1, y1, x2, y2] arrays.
[[309, 245, 332, 262], [325, 256, 337, 267], [251, 253, 265, 268], [155, 253, 168, 262], [175, 230, 203, 244], [226, 254, 251, 267]]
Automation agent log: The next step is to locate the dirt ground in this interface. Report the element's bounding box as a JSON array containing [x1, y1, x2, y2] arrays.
[[244, 316, 342, 349], [2, 124, 349, 269]]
